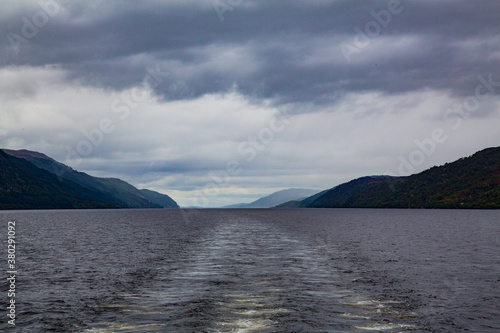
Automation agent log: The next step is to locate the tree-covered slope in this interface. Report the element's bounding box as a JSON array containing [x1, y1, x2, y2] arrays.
[[3, 149, 178, 209], [139, 189, 180, 208], [0, 150, 117, 209], [304, 147, 500, 209]]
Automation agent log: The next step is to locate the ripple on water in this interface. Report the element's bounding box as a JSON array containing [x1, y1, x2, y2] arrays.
[[212, 293, 291, 332], [354, 323, 416, 331], [340, 296, 418, 331], [81, 322, 164, 332]]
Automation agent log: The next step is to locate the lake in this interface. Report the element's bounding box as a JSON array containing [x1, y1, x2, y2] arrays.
[[1, 208, 499, 332]]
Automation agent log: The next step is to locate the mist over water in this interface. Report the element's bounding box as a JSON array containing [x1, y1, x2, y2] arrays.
[[1, 209, 499, 332]]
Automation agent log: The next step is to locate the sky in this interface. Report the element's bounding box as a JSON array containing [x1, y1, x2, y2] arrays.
[[1, 0, 499, 207]]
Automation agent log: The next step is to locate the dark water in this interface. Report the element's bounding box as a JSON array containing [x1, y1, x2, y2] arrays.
[[1, 209, 499, 332]]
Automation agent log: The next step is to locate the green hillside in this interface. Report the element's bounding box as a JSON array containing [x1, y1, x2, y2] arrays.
[[0, 150, 116, 209], [2, 149, 178, 209], [292, 147, 500, 209], [139, 189, 179, 208]]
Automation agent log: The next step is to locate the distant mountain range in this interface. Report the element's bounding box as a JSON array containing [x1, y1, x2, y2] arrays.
[[0, 149, 179, 210], [224, 188, 318, 208], [278, 147, 500, 209], [2, 146, 499, 210]]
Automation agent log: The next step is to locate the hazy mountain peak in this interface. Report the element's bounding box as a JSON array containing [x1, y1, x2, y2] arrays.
[[225, 188, 319, 208]]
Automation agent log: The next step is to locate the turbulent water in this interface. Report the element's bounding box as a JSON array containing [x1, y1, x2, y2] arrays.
[[0, 208, 499, 332]]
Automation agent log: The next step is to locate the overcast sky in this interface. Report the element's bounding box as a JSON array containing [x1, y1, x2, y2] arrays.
[[1, 0, 499, 207]]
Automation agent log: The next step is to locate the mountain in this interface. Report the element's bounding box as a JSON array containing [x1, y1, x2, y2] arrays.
[[282, 147, 500, 209], [304, 176, 404, 208], [276, 189, 329, 208], [139, 189, 179, 208], [0, 150, 116, 209], [225, 188, 319, 208], [1, 149, 179, 209]]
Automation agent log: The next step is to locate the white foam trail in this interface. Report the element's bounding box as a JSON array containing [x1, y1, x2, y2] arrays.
[[341, 295, 417, 331], [82, 322, 164, 332], [354, 323, 415, 331], [216, 318, 276, 332], [213, 292, 288, 333], [341, 312, 372, 320]]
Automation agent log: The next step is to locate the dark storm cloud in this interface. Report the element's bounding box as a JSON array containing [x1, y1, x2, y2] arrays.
[[1, 0, 499, 106]]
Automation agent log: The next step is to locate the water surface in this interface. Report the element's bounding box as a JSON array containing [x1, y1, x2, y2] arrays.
[[1, 208, 498, 332]]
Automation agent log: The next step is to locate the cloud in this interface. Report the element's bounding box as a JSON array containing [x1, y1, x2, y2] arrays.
[[2, 0, 499, 103], [1, 0, 500, 206]]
